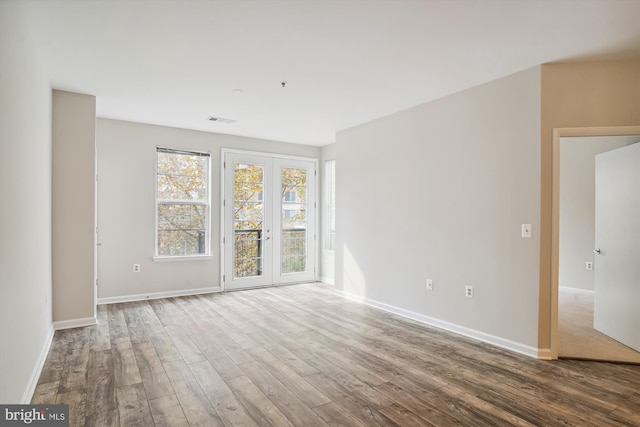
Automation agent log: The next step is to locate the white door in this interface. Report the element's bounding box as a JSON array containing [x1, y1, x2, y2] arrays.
[[593, 142, 640, 352], [224, 152, 316, 290]]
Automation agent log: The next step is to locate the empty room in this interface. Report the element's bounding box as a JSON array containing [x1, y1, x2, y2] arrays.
[[1, 0, 639, 426]]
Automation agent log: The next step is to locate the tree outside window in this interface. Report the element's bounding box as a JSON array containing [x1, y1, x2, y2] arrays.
[[156, 148, 210, 257]]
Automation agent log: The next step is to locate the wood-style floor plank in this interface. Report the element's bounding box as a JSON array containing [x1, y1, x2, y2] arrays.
[[85, 349, 116, 418], [56, 389, 86, 427], [162, 359, 225, 427], [311, 401, 369, 427], [131, 342, 174, 400], [245, 345, 331, 408], [31, 381, 59, 405], [189, 360, 259, 427], [238, 360, 329, 427], [116, 383, 153, 426], [32, 282, 640, 427], [225, 375, 295, 427], [148, 394, 189, 427], [85, 408, 119, 427], [111, 340, 141, 388]]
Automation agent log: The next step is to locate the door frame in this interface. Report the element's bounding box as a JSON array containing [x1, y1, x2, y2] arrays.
[[220, 148, 319, 291], [550, 125, 640, 359]]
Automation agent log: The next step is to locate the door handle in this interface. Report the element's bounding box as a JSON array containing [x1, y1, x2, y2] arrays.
[[593, 248, 601, 255], [265, 236, 271, 241]]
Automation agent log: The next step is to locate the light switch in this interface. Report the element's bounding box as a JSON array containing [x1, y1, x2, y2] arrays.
[[521, 224, 532, 238]]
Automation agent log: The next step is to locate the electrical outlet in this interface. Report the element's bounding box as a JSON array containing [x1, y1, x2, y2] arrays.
[[465, 285, 473, 298], [426, 279, 434, 291], [586, 262, 593, 270], [133, 264, 141, 273]]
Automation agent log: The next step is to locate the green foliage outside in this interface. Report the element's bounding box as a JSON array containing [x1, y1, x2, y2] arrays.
[[157, 151, 209, 256]]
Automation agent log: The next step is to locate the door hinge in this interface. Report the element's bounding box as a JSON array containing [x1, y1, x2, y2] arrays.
[[223, 274, 226, 282], [223, 237, 225, 244]]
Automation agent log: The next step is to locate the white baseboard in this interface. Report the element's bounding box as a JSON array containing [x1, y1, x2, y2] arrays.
[[22, 324, 55, 404], [334, 289, 540, 359], [319, 276, 335, 285], [559, 286, 594, 295], [53, 316, 97, 330], [98, 286, 221, 305]]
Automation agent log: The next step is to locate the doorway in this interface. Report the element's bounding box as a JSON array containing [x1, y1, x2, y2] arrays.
[[551, 126, 640, 362], [222, 150, 317, 290]]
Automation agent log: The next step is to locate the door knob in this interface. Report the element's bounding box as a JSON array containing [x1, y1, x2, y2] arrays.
[[593, 248, 601, 255]]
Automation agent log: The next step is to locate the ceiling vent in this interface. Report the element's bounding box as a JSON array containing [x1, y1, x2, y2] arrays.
[[208, 116, 237, 124]]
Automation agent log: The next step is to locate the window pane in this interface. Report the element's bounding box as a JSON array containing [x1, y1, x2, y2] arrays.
[[234, 231, 263, 278], [156, 149, 210, 257], [234, 163, 264, 278], [281, 167, 307, 274], [281, 230, 306, 274], [157, 152, 208, 201], [157, 204, 207, 256]]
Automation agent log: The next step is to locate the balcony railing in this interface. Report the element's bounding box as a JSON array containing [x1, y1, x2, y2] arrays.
[[234, 228, 306, 277]]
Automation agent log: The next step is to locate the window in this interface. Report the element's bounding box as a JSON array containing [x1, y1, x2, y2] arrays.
[[284, 190, 297, 203], [156, 147, 211, 258], [324, 159, 336, 251]]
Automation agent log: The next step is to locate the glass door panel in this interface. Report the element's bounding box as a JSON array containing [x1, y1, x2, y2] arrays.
[[224, 153, 272, 290], [233, 163, 264, 279], [280, 167, 307, 274], [273, 158, 316, 285]]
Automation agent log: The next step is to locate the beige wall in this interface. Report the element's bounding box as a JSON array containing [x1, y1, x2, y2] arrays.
[[52, 91, 97, 325], [0, 1, 53, 403], [538, 60, 640, 352], [96, 119, 320, 300], [336, 67, 542, 355]]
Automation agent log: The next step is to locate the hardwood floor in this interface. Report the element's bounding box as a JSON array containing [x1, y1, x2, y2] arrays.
[[33, 283, 640, 426]]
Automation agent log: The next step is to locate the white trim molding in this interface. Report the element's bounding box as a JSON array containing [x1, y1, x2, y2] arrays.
[[98, 286, 221, 305], [53, 316, 97, 331], [23, 325, 55, 404], [319, 276, 335, 285], [334, 289, 540, 359]]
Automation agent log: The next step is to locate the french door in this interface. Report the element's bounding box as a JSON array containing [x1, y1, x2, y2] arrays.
[[223, 151, 316, 290]]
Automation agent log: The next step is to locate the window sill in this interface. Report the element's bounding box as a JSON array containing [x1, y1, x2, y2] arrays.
[[153, 255, 213, 263]]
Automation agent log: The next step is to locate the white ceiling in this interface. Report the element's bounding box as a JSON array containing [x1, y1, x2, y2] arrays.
[[21, 0, 640, 146]]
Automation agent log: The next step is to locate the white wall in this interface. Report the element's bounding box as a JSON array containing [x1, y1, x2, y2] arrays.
[[52, 90, 97, 325], [96, 119, 320, 300], [0, 1, 54, 403], [559, 135, 639, 291], [320, 143, 337, 284], [336, 67, 542, 354]]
